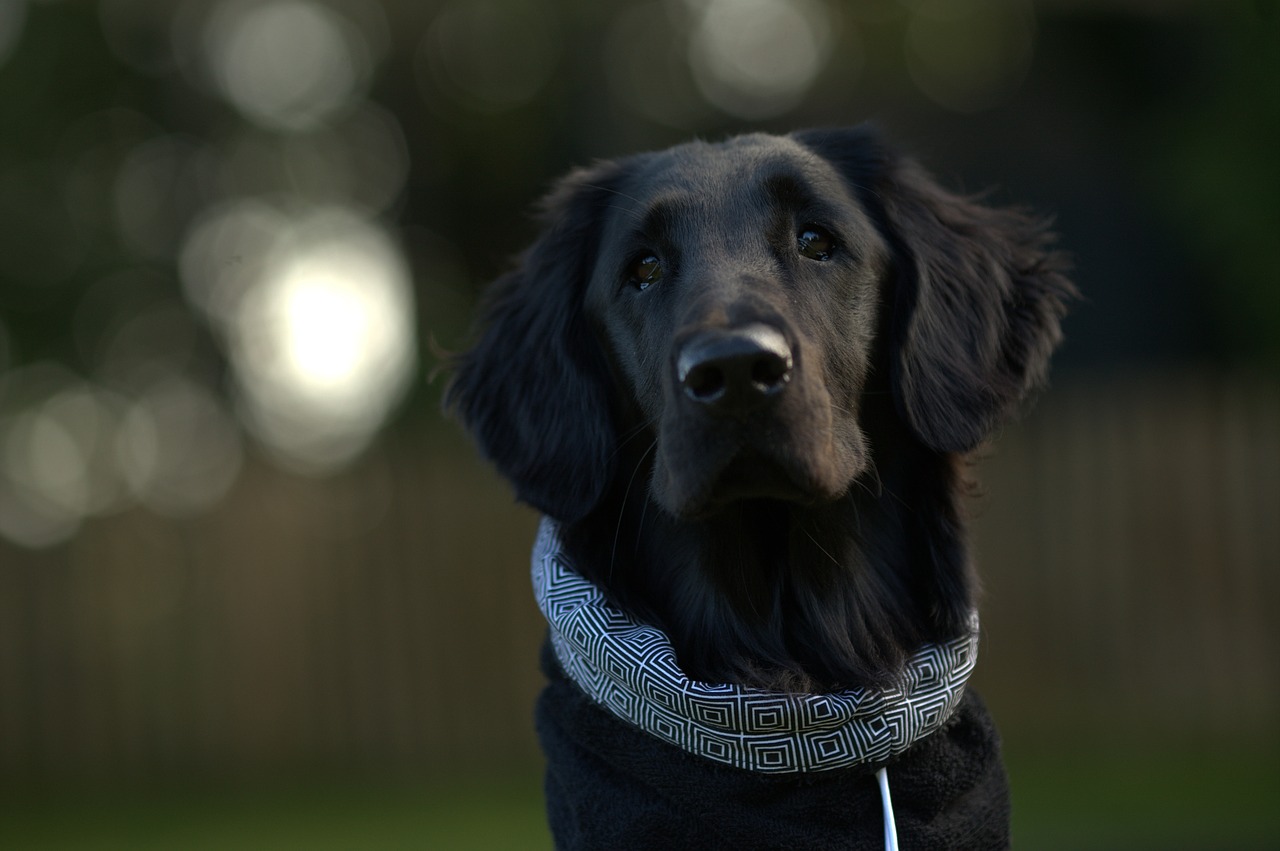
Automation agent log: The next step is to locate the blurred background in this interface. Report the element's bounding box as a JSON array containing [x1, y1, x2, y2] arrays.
[[0, 0, 1276, 848]]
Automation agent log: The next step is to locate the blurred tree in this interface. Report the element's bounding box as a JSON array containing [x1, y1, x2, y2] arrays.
[[1156, 3, 1280, 364]]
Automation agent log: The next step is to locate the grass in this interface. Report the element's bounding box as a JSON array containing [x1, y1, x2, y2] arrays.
[[0, 775, 552, 851], [1008, 746, 1280, 850], [2, 749, 1276, 850]]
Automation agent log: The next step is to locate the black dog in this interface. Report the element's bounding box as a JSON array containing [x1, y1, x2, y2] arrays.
[[449, 126, 1073, 849]]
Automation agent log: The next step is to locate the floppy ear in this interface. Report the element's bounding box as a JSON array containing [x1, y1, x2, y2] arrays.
[[445, 163, 624, 522], [796, 126, 1075, 452]]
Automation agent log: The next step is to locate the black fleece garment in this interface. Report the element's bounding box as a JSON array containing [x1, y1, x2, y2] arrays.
[[536, 641, 1011, 850]]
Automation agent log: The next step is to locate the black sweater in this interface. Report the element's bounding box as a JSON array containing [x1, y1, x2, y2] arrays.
[[536, 642, 1011, 850]]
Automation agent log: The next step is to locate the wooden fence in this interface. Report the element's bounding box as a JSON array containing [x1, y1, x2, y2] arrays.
[[0, 370, 1276, 781]]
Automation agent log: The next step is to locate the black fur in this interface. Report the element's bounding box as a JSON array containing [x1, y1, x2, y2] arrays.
[[448, 163, 628, 523], [447, 126, 1073, 692]]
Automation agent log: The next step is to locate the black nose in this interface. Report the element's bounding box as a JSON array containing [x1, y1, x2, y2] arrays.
[[676, 323, 793, 413]]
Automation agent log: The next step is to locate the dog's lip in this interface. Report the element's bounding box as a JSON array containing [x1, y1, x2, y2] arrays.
[[666, 447, 829, 518], [710, 451, 813, 501]]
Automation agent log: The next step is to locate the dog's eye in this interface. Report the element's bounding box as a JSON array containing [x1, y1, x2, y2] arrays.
[[797, 226, 835, 261], [629, 255, 664, 291]]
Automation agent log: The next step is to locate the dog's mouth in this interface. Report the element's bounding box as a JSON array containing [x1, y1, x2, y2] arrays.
[[691, 450, 818, 515], [652, 430, 859, 519]]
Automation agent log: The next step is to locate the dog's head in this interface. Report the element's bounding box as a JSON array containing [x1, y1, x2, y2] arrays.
[[448, 127, 1072, 523]]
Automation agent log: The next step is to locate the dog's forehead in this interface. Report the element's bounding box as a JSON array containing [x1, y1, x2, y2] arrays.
[[624, 133, 840, 206], [590, 133, 878, 270]]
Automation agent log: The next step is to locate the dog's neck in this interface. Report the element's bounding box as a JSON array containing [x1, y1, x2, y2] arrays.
[[534, 517, 980, 772], [561, 395, 975, 693]]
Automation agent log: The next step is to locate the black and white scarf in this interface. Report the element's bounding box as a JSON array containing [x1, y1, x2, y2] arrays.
[[532, 518, 980, 774]]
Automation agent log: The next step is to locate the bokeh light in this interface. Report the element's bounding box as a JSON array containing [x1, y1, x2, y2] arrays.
[[0, 365, 130, 547], [214, 104, 409, 212], [113, 133, 216, 259], [116, 375, 243, 515], [0, 359, 241, 546], [72, 268, 208, 395], [180, 199, 287, 325], [181, 202, 416, 474], [60, 109, 166, 241], [201, 0, 374, 132], [686, 0, 835, 119]]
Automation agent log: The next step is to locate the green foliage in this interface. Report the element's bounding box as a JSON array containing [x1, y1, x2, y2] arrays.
[[1155, 5, 1280, 363]]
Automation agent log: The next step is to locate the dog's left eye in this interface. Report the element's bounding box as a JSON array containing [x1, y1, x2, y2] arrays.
[[797, 226, 835, 261], [629, 255, 664, 291]]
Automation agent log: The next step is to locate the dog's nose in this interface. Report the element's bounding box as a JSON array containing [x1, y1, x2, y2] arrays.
[[676, 323, 792, 413]]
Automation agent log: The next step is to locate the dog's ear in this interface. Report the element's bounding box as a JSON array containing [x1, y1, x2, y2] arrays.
[[796, 126, 1075, 453], [445, 163, 624, 522]]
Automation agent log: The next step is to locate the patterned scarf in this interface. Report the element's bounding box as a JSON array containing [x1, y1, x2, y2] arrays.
[[532, 518, 980, 775]]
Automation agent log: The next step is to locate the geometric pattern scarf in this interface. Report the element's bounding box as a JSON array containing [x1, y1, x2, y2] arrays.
[[532, 518, 981, 775]]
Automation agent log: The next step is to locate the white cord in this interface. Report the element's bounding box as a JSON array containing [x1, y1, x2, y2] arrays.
[[876, 766, 900, 851]]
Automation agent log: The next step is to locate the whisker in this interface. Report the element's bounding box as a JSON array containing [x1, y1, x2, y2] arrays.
[[583, 182, 646, 207], [610, 438, 658, 581], [633, 478, 653, 554], [851, 457, 884, 500], [607, 420, 658, 463], [593, 203, 645, 224], [802, 526, 842, 570]]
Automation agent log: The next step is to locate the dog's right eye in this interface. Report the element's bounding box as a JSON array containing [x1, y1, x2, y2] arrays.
[[797, 225, 835, 261], [628, 255, 664, 291]]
